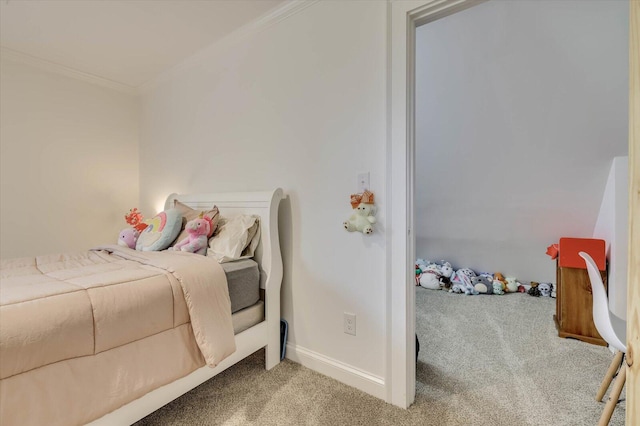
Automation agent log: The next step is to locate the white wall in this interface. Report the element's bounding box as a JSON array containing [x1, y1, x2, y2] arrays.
[[139, 0, 388, 388], [415, 0, 629, 283], [0, 58, 139, 258], [593, 156, 629, 320]]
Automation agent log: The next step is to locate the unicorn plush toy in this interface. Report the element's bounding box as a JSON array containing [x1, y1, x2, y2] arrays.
[[171, 213, 213, 254]]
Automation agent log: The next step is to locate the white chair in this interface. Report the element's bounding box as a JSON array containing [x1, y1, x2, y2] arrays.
[[579, 251, 627, 426]]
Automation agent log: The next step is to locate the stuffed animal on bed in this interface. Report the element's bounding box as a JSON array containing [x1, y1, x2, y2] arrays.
[[125, 207, 148, 232], [171, 214, 213, 254], [118, 228, 139, 249]]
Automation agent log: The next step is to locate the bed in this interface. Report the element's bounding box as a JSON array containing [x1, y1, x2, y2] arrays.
[[0, 189, 284, 426]]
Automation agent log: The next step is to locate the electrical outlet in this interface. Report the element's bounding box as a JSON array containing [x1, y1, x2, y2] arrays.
[[357, 172, 369, 193], [344, 312, 356, 336]]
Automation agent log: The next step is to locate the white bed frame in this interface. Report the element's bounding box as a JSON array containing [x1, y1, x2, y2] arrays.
[[89, 188, 284, 425]]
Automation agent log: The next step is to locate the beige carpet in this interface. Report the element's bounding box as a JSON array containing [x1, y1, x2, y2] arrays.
[[135, 289, 625, 425]]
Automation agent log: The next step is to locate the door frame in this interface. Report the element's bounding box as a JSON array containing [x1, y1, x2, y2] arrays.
[[387, 0, 485, 408], [626, 1, 639, 423]]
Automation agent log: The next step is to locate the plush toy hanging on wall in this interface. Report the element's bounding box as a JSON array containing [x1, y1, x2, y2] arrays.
[[343, 190, 376, 235]]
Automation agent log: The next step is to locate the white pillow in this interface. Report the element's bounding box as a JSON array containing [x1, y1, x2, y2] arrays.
[[207, 215, 260, 263]]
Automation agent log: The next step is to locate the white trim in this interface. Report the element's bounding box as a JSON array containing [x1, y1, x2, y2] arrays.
[[137, 0, 320, 94], [387, 0, 485, 408], [0, 47, 137, 95], [285, 343, 386, 400]]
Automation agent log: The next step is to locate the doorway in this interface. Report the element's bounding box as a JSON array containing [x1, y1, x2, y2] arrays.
[[387, 0, 638, 420]]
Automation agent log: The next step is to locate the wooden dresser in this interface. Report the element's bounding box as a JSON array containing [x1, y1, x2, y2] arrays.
[[552, 238, 608, 346], [554, 262, 608, 346]]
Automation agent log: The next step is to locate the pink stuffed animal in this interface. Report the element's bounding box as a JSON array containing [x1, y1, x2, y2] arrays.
[[171, 214, 212, 254], [118, 228, 139, 249]]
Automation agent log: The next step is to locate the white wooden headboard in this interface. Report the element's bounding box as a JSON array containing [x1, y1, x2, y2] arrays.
[[164, 188, 284, 292]]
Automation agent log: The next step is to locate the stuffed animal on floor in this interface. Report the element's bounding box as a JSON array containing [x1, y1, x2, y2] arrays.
[[493, 281, 505, 295], [493, 272, 507, 293], [415, 259, 428, 286], [344, 202, 376, 235], [538, 282, 553, 297], [472, 275, 494, 294], [171, 213, 213, 254], [505, 276, 519, 293], [118, 228, 139, 249], [416, 259, 429, 267], [415, 265, 422, 286], [528, 281, 541, 297], [450, 268, 478, 295], [419, 263, 442, 290], [438, 262, 453, 290]]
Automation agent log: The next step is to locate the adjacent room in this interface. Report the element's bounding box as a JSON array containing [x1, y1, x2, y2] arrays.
[[413, 1, 632, 424], [0, 1, 638, 425]]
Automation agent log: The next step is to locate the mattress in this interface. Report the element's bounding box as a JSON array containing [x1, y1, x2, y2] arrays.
[[221, 258, 260, 313]]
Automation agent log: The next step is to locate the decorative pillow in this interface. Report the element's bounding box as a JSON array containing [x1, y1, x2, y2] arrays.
[[136, 208, 183, 251], [242, 221, 260, 258], [171, 200, 220, 248], [207, 215, 260, 263]]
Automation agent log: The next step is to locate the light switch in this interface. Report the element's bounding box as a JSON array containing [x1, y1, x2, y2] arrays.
[[357, 172, 370, 193]]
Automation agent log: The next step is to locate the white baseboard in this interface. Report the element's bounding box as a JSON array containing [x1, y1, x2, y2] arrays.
[[285, 343, 386, 400]]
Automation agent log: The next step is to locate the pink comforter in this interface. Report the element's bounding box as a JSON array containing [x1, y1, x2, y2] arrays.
[[0, 246, 236, 381]]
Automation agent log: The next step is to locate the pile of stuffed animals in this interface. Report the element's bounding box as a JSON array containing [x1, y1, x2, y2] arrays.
[[415, 259, 554, 297]]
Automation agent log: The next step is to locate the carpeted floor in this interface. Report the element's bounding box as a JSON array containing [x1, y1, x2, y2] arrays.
[[136, 289, 625, 425], [414, 288, 625, 426]]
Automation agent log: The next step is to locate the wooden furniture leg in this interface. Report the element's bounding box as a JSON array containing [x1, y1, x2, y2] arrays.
[[597, 351, 624, 402], [598, 364, 626, 426]]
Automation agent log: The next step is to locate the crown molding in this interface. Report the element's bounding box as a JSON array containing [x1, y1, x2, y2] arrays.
[[137, 0, 320, 94], [0, 46, 137, 95], [1, 0, 318, 96]]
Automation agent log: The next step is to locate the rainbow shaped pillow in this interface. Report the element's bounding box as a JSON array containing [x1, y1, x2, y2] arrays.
[[135, 208, 183, 251]]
